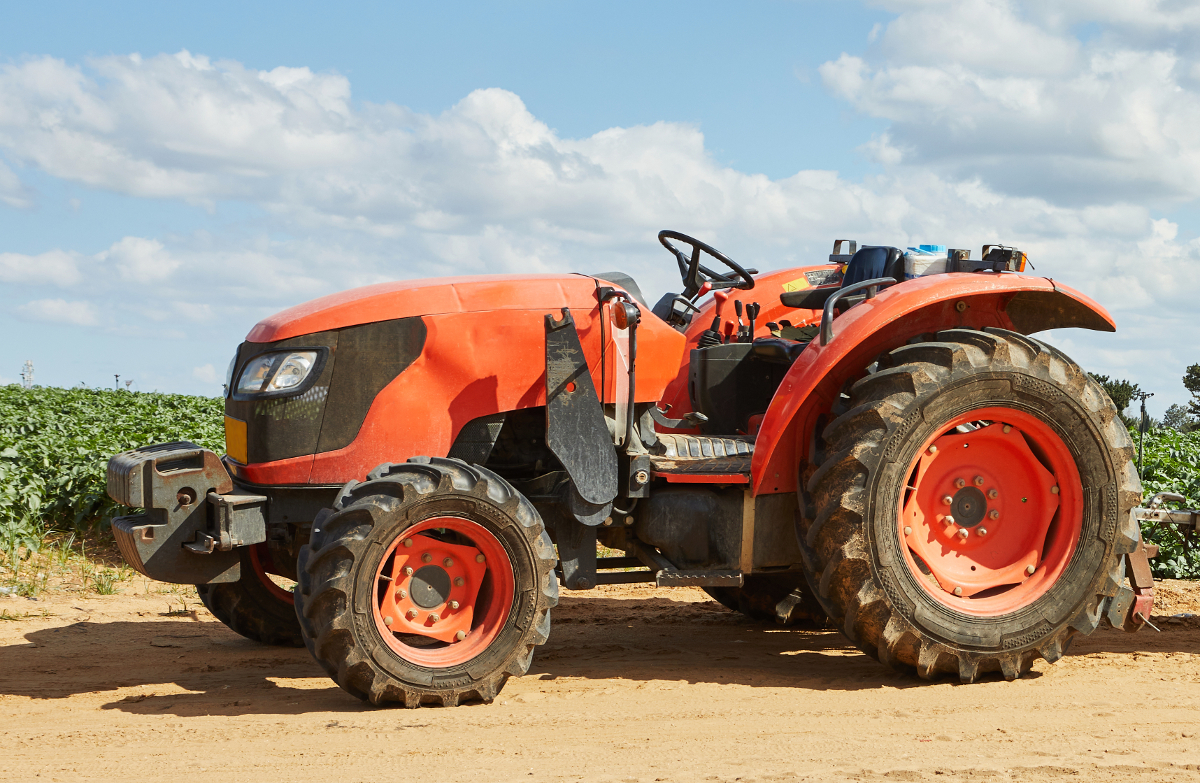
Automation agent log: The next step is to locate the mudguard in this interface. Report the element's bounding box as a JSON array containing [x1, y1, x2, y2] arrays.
[[751, 274, 1115, 495]]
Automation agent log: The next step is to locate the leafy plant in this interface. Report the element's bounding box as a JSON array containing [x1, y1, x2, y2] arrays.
[[1136, 426, 1200, 578], [0, 386, 223, 560]]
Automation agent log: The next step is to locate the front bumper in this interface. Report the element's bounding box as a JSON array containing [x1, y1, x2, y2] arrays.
[[107, 442, 267, 584]]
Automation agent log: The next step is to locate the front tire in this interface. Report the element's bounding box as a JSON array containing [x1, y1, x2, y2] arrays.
[[800, 328, 1141, 682], [196, 543, 303, 647], [295, 457, 558, 707]]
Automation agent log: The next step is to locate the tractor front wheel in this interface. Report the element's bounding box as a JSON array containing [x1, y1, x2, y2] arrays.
[[800, 328, 1141, 682], [196, 543, 303, 647], [295, 457, 558, 707]]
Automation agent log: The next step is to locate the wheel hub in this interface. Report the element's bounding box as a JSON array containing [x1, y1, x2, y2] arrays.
[[410, 565, 451, 608], [899, 411, 1080, 614]]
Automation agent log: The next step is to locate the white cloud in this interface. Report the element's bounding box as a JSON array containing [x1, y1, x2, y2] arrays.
[[0, 249, 81, 285], [17, 298, 98, 326], [99, 236, 179, 281], [192, 363, 219, 384], [0, 159, 31, 208]]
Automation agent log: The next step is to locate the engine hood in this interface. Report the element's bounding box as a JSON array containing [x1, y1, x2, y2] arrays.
[[247, 273, 604, 343]]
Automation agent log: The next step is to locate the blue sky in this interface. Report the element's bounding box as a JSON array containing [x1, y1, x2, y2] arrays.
[[2, 1, 1199, 416]]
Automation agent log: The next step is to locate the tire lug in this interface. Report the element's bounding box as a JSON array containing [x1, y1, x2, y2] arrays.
[[454, 577, 465, 587], [422, 553, 432, 563], [455, 630, 467, 641], [974, 476, 985, 486]]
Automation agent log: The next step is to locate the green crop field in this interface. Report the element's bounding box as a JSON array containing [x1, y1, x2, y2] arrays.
[[0, 385, 223, 564]]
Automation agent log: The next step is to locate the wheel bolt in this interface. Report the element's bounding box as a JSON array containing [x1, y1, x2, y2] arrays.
[[455, 630, 467, 641], [384, 616, 394, 627], [942, 495, 953, 506], [943, 515, 956, 526], [1003, 424, 1012, 434], [928, 445, 938, 455], [957, 529, 969, 539], [978, 528, 988, 536], [422, 553, 432, 563], [454, 577, 465, 587], [443, 557, 454, 567], [974, 476, 985, 486], [988, 489, 998, 499], [404, 566, 414, 576], [450, 600, 460, 610], [403, 538, 413, 548], [903, 526, 912, 536], [430, 613, 440, 623], [953, 587, 963, 596], [407, 609, 419, 619], [989, 509, 999, 520], [1025, 565, 1036, 576], [476, 554, 486, 563], [1051, 486, 1060, 495], [955, 478, 966, 489], [396, 588, 407, 599]]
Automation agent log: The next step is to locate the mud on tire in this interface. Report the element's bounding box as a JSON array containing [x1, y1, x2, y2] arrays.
[[798, 328, 1141, 682], [196, 544, 303, 647], [295, 457, 558, 707]]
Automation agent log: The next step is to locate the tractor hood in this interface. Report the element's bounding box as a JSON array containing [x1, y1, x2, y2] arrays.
[[247, 273, 605, 343]]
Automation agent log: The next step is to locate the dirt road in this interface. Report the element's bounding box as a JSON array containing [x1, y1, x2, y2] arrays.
[[3, 581, 1200, 782]]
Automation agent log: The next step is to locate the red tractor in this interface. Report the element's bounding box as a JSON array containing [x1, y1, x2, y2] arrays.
[[107, 232, 1152, 707]]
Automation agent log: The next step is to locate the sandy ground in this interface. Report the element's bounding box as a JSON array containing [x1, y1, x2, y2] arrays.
[[3, 582, 1200, 783]]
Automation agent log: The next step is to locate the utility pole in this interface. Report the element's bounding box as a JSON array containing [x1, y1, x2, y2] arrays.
[[114, 373, 120, 390], [20, 360, 33, 389], [1134, 391, 1154, 476]]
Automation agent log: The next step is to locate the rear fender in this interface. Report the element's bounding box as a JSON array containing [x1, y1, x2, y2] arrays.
[[751, 274, 1115, 495]]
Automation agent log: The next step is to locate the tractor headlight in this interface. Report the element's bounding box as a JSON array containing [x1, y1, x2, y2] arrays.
[[235, 350, 320, 395]]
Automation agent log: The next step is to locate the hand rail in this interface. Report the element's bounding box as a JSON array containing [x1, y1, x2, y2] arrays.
[[819, 277, 901, 346]]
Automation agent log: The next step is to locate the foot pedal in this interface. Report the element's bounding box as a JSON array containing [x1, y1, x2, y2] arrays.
[[656, 569, 744, 588]]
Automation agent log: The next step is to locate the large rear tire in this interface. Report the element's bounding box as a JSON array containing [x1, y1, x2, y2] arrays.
[[196, 543, 303, 647], [799, 328, 1141, 682], [295, 457, 558, 707]]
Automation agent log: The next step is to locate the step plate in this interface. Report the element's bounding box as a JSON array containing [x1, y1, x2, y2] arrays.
[[656, 569, 744, 588]]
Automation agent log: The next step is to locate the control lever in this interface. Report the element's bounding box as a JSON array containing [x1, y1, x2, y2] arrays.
[[698, 316, 722, 348], [746, 302, 760, 342], [734, 300, 745, 342]]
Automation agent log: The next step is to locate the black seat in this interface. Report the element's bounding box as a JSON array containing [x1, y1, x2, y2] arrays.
[[779, 245, 903, 310]]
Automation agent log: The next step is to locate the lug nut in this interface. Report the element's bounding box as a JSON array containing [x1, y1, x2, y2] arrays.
[[978, 528, 988, 536], [403, 538, 413, 548], [396, 588, 407, 600], [384, 616, 394, 627], [928, 445, 938, 455], [455, 630, 467, 641], [942, 495, 954, 506], [407, 609, 419, 619], [1051, 486, 1060, 495], [443, 557, 454, 567], [1003, 424, 1012, 434], [404, 566, 414, 576], [988, 489, 998, 499], [955, 478, 966, 489], [1025, 565, 1036, 576], [974, 476, 985, 486], [989, 509, 999, 520], [953, 587, 963, 596], [422, 553, 432, 563], [454, 577, 465, 587], [603, 517, 613, 526], [943, 515, 956, 526], [903, 526, 913, 536], [450, 600, 460, 610], [476, 554, 486, 563], [957, 529, 969, 539], [430, 613, 441, 623]]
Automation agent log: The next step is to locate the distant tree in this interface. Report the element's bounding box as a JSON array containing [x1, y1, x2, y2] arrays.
[[1163, 403, 1196, 433], [1089, 373, 1141, 427], [1185, 364, 1200, 418]]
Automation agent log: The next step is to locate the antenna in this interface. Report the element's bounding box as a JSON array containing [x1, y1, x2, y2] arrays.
[[20, 360, 33, 389]]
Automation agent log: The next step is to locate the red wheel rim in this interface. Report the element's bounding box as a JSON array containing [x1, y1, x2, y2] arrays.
[[249, 542, 294, 605], [371, 517, 515, 667], [897, 406, 1082, 617]]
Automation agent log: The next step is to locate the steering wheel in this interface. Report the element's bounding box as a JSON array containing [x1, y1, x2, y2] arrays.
[[658, 230, 756, 298]]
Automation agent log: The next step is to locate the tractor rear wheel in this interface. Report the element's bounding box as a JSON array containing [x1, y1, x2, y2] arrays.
[[295, 457, 558, 707], [196, 543, 303, 647], [800, 328, 1141, 682]]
